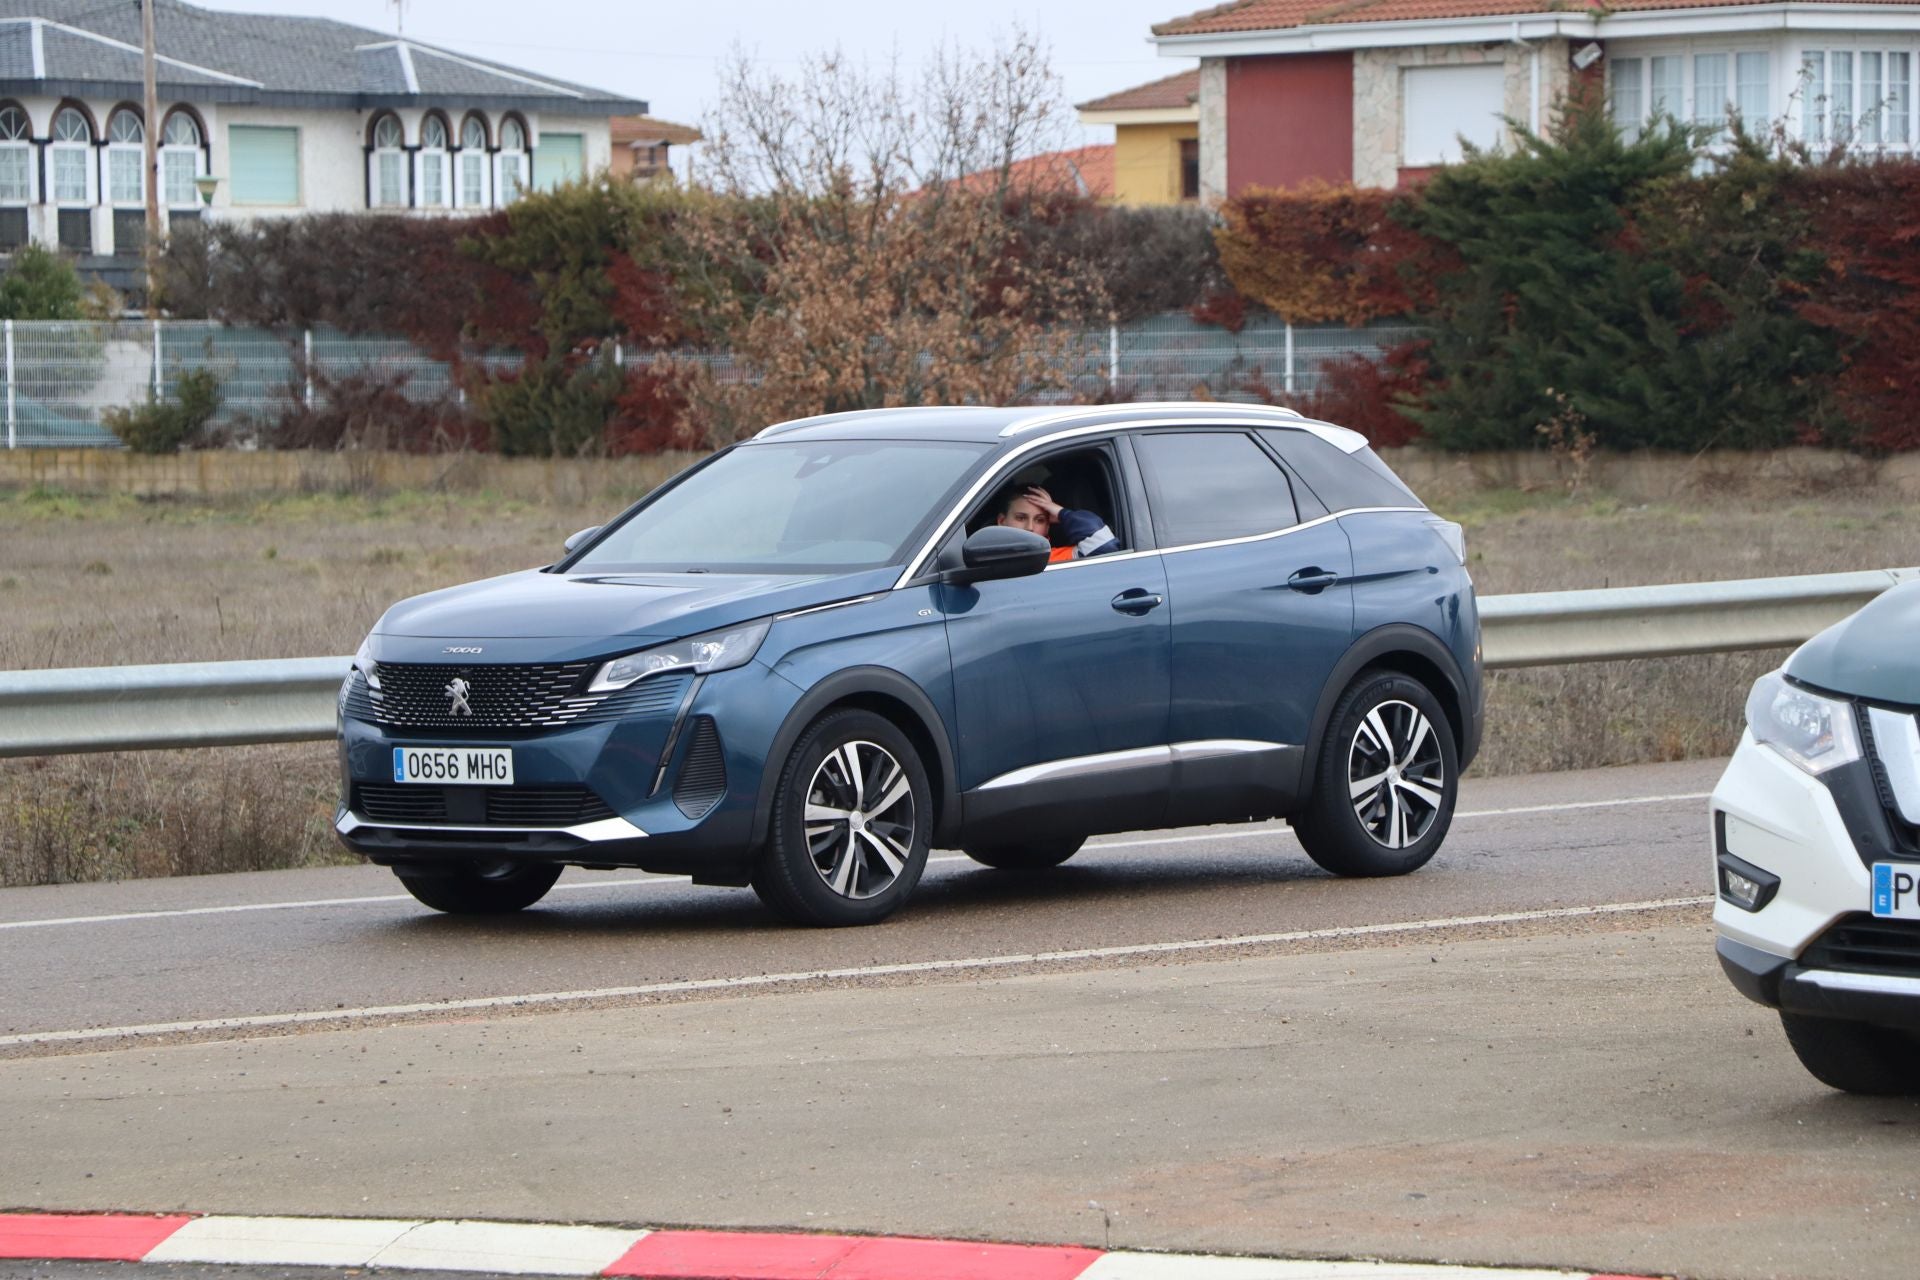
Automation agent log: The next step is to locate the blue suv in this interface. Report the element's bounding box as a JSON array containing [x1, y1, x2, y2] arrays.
[[336, 403, 1483, 926]]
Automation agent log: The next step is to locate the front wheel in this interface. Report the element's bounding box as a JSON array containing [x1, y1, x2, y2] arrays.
[[1780, 1012, 1920, 1095], [751, 709, 933, 926], [394, 860, 562, 914], [1294, 670, 1458, 878]]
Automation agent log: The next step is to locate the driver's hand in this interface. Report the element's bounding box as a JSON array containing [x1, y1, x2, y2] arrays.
[[1024, 486, 1063, 521]]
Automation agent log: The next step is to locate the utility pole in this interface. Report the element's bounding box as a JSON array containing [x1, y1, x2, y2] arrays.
[[141, 0, 160, 309]]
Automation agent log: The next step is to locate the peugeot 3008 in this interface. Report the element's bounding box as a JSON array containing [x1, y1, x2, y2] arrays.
[[337, 403, 1483, 926]]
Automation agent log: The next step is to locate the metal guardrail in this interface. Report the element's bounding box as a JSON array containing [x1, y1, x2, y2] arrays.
[[1, 566, 1915, 759]]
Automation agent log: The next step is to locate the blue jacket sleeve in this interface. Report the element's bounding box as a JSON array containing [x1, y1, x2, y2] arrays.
[[1055, 509, 1119, 559]]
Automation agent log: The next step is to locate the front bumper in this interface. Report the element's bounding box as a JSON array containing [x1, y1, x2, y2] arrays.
[[1711, 731, 1920, 1028], [333, 659, 803, 882]]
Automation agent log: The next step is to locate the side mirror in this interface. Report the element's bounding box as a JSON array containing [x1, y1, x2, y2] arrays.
[[944, 526, 1051, 586], [563, 526, 602, 554]]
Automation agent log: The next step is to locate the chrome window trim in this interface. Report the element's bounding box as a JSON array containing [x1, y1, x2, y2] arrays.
[[1794, 969, 1920, 998], [1868, 707, 1920, 826], [894, 415, 1419, 588], [337, 812, 648, 841], [1029, 506, 1424, 576], [977, 739, 1291, 791]]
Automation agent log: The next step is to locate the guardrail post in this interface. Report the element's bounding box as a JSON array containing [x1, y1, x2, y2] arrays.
[[1284, 322, 1296, 397], [4, 318, 13, 449], [1107, 323, 1119, 396]]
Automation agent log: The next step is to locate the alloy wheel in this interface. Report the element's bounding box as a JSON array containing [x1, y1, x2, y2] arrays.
[[1347, 699, 1446, 849], [803, 740, 917, 900]]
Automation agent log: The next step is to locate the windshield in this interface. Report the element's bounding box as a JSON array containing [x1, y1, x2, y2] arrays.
[[571, 439, 993, 575]]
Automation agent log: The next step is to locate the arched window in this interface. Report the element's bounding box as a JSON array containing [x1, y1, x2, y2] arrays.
[[0, 104, 35, 209], [369, 113, 407, 208], [50, 106, 93, 205], [457, 114, 490, 209], [106, 108, 144, 206], [497, 115, 529, 203], [161, 110, 205, 209], [418, 113, 449, 209]]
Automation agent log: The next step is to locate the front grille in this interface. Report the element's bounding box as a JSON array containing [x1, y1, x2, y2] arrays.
[[352, 783, 616, 828], [342, 664, 689, 734], [673, 717, 727, 819], [1801, 915, 1920, 979]]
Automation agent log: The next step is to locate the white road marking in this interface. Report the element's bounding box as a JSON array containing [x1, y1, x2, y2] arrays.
[[0, 790, 1713, 934], [144, 1216, 423, 1268], [364, 1220, 645, 1275], [0, 895, 1712, 1049]]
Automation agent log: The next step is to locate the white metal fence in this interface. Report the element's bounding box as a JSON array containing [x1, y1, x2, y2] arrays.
[[0, 315, 1420, 449]]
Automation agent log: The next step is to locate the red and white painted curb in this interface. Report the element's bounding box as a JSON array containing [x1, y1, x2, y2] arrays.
[[0, 1213, 1654, 1279]]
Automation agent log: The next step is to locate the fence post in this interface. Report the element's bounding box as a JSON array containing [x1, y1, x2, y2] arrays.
[[1107, 323, 1119, 396], [4, 319, 13, 450], [303, 329, 314, 409], [613, 340, 625, 369], [1284, 322, 1295, 397], [151, 319, 162, 400]]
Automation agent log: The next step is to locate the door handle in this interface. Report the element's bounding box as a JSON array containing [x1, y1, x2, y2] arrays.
[[1286, 567, 1340, 594], [1110, 589, 1164, 616]]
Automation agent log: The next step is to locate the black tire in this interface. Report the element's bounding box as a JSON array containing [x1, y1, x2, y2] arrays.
[[394, 860, 562, 914], [1780, 1012, 1920, 1095], [963, 838, 1084, 870], [751, 708, 933, 926], [1294, 670, 1458, 878]]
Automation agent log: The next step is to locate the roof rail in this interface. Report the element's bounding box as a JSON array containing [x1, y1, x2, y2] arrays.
[[999, 401, 1303, 438], [751, 405, 968, 441]]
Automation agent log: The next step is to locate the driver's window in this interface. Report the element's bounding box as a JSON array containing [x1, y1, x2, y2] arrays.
[[962, 445, 1128, 559]]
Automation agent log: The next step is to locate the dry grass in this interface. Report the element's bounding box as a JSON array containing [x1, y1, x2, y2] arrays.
[[2, 477, 1916, 886]]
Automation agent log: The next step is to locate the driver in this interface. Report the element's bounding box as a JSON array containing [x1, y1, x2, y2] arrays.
[[995, 485, 1118, 564]]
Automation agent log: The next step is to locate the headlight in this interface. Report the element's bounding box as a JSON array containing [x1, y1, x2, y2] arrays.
[[352, 639, 381, 691], [1745, 669, 1860, 775], [589, 619, 771, 692]]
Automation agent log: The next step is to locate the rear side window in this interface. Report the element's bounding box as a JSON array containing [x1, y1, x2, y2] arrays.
[[1134, 431, 1299, 546], [1260, 428, 1422, 512]]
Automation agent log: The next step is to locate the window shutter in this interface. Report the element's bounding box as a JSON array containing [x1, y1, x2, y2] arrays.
[[533, 132, 585, 191], [230, 125, 300, 205]]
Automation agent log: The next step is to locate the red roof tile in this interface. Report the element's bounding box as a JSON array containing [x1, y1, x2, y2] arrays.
[[1077, 69, 1202, 112], [1155, 0, 1920, 36], [611, 115, 702, 147], [953, 145, 1116, 199]]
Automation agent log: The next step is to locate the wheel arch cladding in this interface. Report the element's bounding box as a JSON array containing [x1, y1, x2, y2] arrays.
[[751, 667, 959, 849], [1303, 624, 1472, 792]]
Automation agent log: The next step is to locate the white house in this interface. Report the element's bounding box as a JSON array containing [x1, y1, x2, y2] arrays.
[[0, 0, 643, 262]]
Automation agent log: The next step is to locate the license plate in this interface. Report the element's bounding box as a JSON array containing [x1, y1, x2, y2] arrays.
[[1872, 863, 1920, 919], [392, 746, 514, 786]]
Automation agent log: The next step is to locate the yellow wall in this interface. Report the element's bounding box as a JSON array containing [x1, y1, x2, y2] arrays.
[[1112, 122, 1198, 206]]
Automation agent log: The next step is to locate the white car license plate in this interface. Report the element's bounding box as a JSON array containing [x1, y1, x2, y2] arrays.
[[1871, 863, 1920, 919], [392, 746, 514, 786]]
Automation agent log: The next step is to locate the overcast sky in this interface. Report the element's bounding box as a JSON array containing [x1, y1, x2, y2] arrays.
[[190, 0, 1199, 166]]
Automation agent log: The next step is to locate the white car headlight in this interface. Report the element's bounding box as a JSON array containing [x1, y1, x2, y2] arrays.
[[589, 619, 771, 692], [1745, 669, 1861, 775]]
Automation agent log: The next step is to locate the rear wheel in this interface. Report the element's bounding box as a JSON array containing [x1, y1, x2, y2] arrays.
[[963, 838, 1084, 871], [1780, 1012, 1920, 1095], [751, 709, 932, 927], [1295, 670, 1457, 878], [394, 860, 562, 914]]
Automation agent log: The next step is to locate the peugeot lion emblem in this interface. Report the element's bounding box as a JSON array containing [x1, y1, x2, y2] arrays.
[[445, 676, 474, 718]]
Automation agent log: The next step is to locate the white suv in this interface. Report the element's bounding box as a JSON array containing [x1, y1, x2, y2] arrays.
[[1711, 580, 1920, 1094]]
